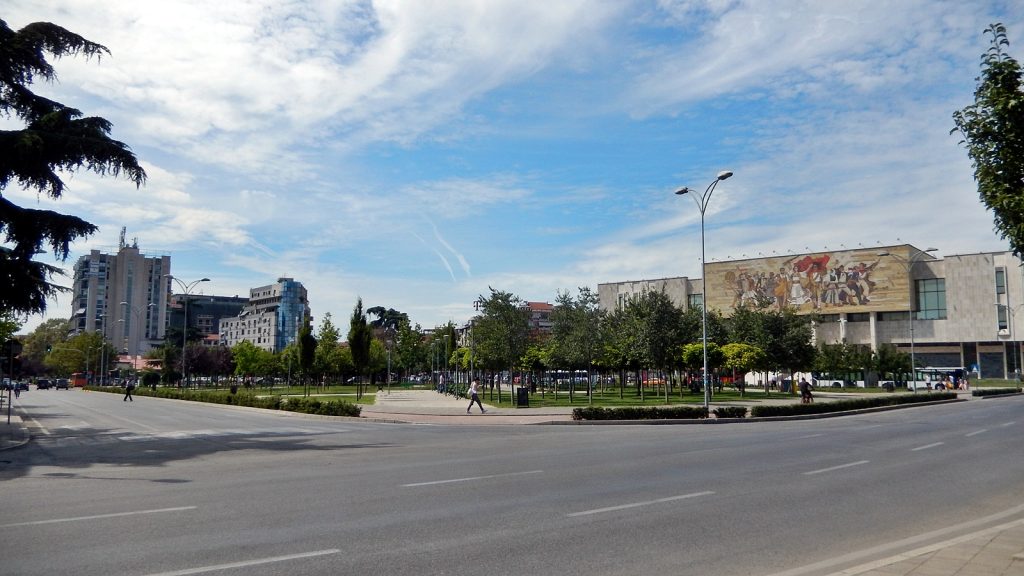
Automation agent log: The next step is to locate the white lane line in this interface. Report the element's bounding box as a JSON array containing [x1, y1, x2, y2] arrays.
[[966, 429, 988, 437], [141, 549, 340, 576], [567, 491, 715, 517], [402, 469, 543, 487], [0, 506, 196, 528], [911, 442, 944, 452], [26, 414, 50, 435], [999, 421, 1016, 427], [801, 433, 824, 439], [803, 460, 870, 476]]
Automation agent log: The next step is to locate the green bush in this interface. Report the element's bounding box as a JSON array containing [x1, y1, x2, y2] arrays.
[[572, 405, 708, 421], [85, 386, 360, 417], [971, 387, 1023, 397], [713, 406, 747, 419], [749, 392, 957, 417]]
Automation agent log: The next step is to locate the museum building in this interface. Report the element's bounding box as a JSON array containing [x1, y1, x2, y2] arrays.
[[597, 244, 1024, 380]]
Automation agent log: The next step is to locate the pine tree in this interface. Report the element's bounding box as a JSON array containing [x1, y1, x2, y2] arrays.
[[1, 20, 146, 314]]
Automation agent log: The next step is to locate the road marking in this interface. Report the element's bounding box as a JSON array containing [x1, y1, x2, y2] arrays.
[[1000, 421, 1016, 427], [803, 460, 869, 476], [141, 549, 340, 576], [402, 469, 543, 487], [911, 442, 944, 451], [26, 414, 50, 435], [0, 506, 196, 528], [966, 429, 987, 437], [800, 433, 824, 439], [567, 491, 715, 517]]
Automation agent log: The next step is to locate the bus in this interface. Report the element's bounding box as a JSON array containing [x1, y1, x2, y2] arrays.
[[70, 372, 89, 387]]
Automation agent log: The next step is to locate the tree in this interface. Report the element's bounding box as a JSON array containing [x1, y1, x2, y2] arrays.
[[953, 23, 1024, 256], [314, 313, 345, 385], [549, 287, 604, 401], [297, 318, 316, 393], [721, 342, 765, 397], [0, 20, 146, 314], [367, 306, 409, 331], [20, 317, 69, 370], [474, 288, 530, 402], [348, 298, 372, 398]]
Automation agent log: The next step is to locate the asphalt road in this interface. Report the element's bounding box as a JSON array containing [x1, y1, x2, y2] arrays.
[[1, 389, 1022, 576]]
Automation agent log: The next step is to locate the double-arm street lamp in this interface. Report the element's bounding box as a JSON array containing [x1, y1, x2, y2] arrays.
[[164, 275, 210, 388], [676, 170, 734, 412], [995, 303, 1024, 378], [878, 248, 937, 391]]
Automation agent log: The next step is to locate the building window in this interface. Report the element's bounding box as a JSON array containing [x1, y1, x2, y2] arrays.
[[915, 278, 947, 320], [817, 314, 839, 323], [687, 293, 703, 311], [877, 311, 909, 321], [997, 305, 1009, 331], [846, 313, 870, 322], [996, 268, 1007, 295]]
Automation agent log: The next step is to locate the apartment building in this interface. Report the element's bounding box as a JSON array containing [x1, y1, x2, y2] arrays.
[[69, 235, 170, 356], [218, 278, 311, 352]]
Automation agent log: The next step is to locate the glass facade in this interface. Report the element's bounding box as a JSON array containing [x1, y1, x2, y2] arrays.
[[915, 278, 946, 320]]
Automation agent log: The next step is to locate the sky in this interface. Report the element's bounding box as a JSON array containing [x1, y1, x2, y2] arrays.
[[6, 0, 1024, 334]]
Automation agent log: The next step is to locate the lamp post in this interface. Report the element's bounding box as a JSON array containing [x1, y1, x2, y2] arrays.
[[98, 313, 107, 386], [675, 170, 734, 412], [878, 248, 937, 391], [164, 275, 210, 388]]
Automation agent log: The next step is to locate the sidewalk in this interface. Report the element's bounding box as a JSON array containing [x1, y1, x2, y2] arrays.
[[0, 395, 29, 451], [359, 388, 575, 425]]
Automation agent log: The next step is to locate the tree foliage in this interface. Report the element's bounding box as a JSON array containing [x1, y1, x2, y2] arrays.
[[953, 23, 1024, 256], [0, 20, 146, 314]]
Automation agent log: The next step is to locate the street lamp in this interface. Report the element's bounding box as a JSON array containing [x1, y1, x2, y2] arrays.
[[164, 275, 210, 388], [878, 248, 937, 391], [98, 313, 107, 386], [676, 170, 733, 412]]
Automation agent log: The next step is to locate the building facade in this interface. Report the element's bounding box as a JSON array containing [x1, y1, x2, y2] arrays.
[[218, 278, 311, 352], [69, 238, 170, 356], [598, 244, 1024, 380], [167, 294, 247, 342]]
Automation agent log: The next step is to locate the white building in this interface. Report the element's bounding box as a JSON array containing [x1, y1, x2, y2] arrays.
[[219, 278, 311, 352], [598, 244, 1024, 380]]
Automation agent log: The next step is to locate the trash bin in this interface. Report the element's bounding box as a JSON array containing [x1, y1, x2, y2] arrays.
[[516, 387, 529, 408]]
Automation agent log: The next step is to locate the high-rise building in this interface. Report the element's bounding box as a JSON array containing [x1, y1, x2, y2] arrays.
[[219, 278, 311, 352], [69, 233, 170, 356]]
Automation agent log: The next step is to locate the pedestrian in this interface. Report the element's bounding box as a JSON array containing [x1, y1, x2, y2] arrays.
[[799, 378, 813, 404], [466, 378, 485, 414], [123, 380, 135, 402]]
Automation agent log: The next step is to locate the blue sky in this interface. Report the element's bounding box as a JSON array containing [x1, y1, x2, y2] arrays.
[[6, 0, 1024, 333]]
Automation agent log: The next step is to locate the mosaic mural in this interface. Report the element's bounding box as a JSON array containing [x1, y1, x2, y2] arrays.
[[704, 246, 917, 314]]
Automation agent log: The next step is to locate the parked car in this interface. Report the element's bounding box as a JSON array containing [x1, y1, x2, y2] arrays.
[[55, 379, 70, 390], [36, 379, 52, 390]]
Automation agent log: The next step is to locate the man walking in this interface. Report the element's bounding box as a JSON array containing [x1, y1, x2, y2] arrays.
[[466, 378, 485, 414], [123, 380, 135, 402]]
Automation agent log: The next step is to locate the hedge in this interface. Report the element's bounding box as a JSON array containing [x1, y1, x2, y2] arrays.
[[85, 386, 361, 417], [971, 387, 1023, 397], [572, 405, 709, 421], [749, 392, 957, 417]]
